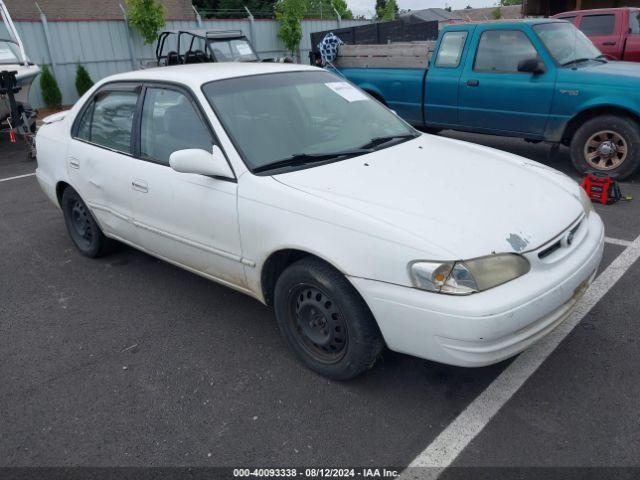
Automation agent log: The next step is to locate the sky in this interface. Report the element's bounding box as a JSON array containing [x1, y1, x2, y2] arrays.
[[347, 0, 498, 17]]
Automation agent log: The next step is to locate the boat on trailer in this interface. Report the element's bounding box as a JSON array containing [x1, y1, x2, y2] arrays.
[[0, 0, 40, 139]]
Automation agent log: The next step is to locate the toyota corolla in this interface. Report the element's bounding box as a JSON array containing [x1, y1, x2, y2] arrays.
[[35, 63, 604, 380]]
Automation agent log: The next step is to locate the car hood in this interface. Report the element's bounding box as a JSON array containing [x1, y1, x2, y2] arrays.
[[565, 60, 640, 86], [274, 134, 584, 260]]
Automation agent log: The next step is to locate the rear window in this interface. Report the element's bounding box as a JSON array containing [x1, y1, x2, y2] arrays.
[[579, 14, 616, 36]]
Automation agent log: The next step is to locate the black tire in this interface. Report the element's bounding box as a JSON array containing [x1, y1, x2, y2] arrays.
[[274, 257, 384, 380], [61, 187, 114, 258], [570, 115, 640, 179]]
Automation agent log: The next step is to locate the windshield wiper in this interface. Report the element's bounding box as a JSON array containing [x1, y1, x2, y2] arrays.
[[594, 55, 609, 63], [561, 57, 598, 67], [252, 149, 372, 173], [358, 134, 418, 151]]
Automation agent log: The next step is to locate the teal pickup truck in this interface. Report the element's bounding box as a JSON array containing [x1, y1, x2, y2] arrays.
[[337, 19, 640, 179]]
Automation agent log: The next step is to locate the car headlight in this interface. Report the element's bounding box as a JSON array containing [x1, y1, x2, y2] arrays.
[[578, 187, 593, 216], [409, 254, 531, 295]]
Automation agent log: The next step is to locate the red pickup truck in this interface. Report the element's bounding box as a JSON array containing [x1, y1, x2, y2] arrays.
[[552, 8, 640, 62]]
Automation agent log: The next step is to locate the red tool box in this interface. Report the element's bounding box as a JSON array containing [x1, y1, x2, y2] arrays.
[[581, 172, 622, 205]]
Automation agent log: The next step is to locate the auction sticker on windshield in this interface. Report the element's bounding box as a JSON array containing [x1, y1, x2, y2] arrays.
[[325, 82, 369, 102]]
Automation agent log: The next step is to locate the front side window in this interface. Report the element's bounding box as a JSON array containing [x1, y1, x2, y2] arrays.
[[140, 87, 213, 166], [579, 14, 616, 36], [630, 10, 640, 34], [202, 71, 416, 171], [534, 22, 601, 66], [75, 89, 138, 153], [474, 30, 538, 73], [435, 31, 468, 68]]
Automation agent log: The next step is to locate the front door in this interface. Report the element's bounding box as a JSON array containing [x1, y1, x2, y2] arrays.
[[129, 85, 246, 290], [577, 11, 621, 59], [458, 27, 555, 137]]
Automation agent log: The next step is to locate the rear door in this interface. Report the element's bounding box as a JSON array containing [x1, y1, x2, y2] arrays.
[[458, 25, 555, 137], [67, 83, 141, 243], [577, 11, 622, 59], [424, 27, 471, 127], [624, 9, 640, 62]]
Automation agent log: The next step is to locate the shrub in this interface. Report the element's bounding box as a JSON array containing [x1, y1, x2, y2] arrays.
[[126, 0, 166, 44], [75, 65, 94, 97], [40, 65, 62, 109]]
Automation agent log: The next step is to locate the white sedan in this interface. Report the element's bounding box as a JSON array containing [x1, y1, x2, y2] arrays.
[[35, 63, 604, 380]]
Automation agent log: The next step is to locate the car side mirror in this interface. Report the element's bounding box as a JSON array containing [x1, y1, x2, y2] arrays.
[[169, 146, 234, 179], [518, 58, 546, 75]]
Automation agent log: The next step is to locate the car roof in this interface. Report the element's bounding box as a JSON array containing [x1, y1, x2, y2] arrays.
[[102, 63, 320, 90], [442, 18, 568, 29], [553, 7, 638, 16]]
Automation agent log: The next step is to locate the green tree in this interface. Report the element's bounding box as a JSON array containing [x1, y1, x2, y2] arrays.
[[375, 0, 386, 19], [75, 65, 94, 97], [382, 0, 397, 21], [492, 6, 502, 19], [330, 0, 353, 19], [125, 0, 165, 44], [276, 0, 306, 56], [499, 0, 521, 5], [40, 65, 62, 108]]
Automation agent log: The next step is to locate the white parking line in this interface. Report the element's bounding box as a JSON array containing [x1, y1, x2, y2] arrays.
[[0, 172, 36, 183], [404, 234, 640, 479], [605, 236, 633, 248]]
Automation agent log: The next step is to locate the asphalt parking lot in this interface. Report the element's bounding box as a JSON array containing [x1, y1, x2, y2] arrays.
[[1, 131, 640, 476]]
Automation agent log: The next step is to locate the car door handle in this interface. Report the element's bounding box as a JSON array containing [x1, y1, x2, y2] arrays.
[[69, 157, 80, 169], [603, 41, 616, 46], [467, 79, 480, 87], [131, 179, 148, 193]]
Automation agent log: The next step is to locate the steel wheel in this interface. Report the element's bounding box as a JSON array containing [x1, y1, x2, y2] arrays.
[[288, 283, 348, 364], [69, 199, 94, 249], [583, 130, 628, 171]]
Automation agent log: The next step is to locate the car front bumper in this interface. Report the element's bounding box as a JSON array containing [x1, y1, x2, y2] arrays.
[[349, 212, 605, 367]]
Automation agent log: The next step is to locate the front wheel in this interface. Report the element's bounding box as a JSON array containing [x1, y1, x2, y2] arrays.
[[570, 115, 640, 179], [61, 187, 114, 258], [274, 258, 384, 380]]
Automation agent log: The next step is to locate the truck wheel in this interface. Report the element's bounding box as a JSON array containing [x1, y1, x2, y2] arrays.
[[61, 187, 115, 258], [274, 257, 384, 380], [571, 115, 640, 179]]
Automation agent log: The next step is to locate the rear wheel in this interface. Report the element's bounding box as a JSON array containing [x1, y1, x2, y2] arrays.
[[570, 115, 640, 179], [61, 187, 114, 258], [274, 257, 384, 380]]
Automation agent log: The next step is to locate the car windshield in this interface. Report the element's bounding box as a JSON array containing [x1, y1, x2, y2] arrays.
[[534, 22, 602, 66], [208, 38, 258, 62], [0, 40, 22, 65], [202, 71, 417, 172]]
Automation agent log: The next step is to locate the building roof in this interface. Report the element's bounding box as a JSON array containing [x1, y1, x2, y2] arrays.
[[103, 62, 318, 90], [400, 8, 463, 23], [454, 5, 523, 21], [3, 0, 194, 21]]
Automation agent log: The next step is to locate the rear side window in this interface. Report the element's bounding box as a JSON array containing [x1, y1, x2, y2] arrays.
[[140, 87, 213, 166], [75, 90, 138, 153], [435, 31, 468, 68], [579, 14, 616, 35], [474, 30, 538, 73]]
